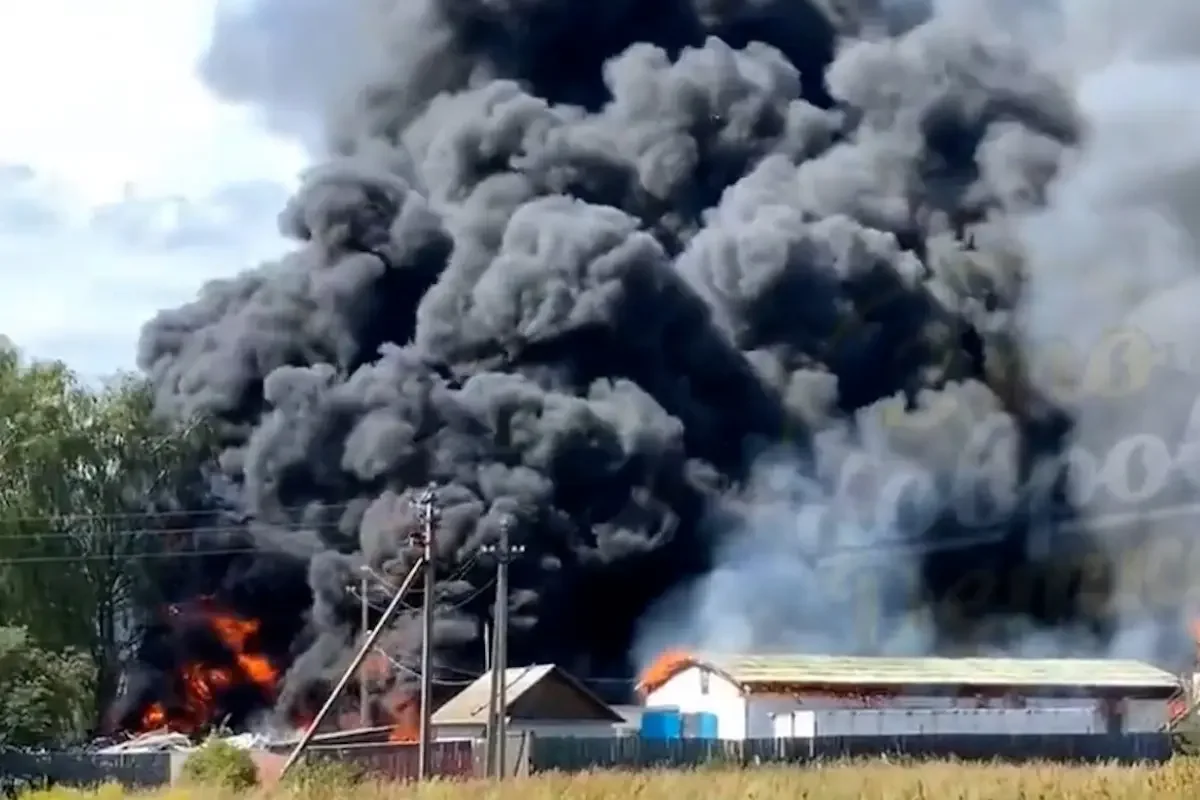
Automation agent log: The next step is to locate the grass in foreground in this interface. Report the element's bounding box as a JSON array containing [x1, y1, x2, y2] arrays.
[[20, 758, 1200, 800]]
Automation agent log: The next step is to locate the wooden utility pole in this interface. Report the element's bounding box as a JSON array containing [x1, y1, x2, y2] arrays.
[[280, 558, 424, 778], [483, 517, 524, 778], [359, 573, 370, 727], [416, 485, 438, 781]]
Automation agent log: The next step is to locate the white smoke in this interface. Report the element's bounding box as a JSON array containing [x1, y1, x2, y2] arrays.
[[636, 0, 1200, 671], [1015, 0, 1200, 657], [635, 381, 1038, 666]]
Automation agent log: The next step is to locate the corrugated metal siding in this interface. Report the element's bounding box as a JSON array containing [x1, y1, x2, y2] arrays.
[[698, 654, 1179, 690], [787, 708, 1104, 736], [745, 693, 1170, 739]]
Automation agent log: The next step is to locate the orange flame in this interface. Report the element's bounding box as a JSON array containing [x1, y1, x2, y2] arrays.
[[134, 597, 281, 734], [139, 703, 166, 730], [637, 649, 694, 695], [386, 693, 421, 742]]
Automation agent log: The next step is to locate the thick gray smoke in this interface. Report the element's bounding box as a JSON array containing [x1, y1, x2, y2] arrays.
[[132, 0, 1200, 723], [1012, 0, 1200, 662]]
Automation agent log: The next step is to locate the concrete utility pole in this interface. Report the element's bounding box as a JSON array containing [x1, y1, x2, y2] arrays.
[[482, 516, 524, 779], [416, 485, 438, 781]]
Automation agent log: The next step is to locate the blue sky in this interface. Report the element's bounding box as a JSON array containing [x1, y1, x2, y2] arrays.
[[0, 0, 308, 380]]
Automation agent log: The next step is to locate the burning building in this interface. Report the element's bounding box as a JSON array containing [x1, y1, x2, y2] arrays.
[[637, 652, 1181, 739], [107, 0, 1200, 742]]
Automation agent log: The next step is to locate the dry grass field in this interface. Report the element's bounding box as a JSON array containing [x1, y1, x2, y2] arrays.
[[17, 758, 1200, 800]]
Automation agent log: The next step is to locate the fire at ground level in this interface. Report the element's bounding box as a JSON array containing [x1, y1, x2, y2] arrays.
[[104, 516, 1200, 745], [107, 595, 423, 744], [105, 604, 1200, 748]]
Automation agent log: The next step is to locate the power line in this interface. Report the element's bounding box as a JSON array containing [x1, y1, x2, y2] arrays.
[[0, 522, 310, 542], [365, 650, 481, 685], [0, 535, 483, 578], [352, 554, 482, 612], [0, 504, 464, 544], [0, 500, 361, 526], [0, 548, 263, 565], [350, 578, 496, 616], [0, 497, 478, 545]]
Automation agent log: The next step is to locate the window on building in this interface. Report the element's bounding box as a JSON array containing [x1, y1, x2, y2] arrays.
[[699, 669, 710, 694]]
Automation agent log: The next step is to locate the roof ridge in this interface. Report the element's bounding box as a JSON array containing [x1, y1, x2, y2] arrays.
[[683, 653, 1179, 689], [466, 664, 539, 717]]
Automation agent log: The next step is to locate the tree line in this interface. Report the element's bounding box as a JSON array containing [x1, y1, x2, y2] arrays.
[[0, 342, 215, 747]]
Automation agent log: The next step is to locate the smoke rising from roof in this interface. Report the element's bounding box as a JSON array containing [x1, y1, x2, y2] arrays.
[[127, 0, 1200, 725]]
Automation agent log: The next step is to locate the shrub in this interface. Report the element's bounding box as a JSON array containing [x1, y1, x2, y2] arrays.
[[178, 738, 258, 791]]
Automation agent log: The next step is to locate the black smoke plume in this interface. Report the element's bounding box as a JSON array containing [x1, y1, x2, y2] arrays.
[[117, 0, 1200, 729]]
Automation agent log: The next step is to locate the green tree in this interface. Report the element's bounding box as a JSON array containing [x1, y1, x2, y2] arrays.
[[0, 344, 215, 730], [0, 626, 93, 746]]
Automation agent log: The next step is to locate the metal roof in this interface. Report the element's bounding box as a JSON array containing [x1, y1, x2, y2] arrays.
[[692, 654, 1181, 690], [431, 663, 622, 725]]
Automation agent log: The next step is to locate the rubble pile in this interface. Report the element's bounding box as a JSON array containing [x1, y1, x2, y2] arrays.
[[93, 728, 282, 754]]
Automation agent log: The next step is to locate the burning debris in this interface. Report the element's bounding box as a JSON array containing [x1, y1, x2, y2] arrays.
[[112, 0, 1200, 742], [118, 597, 281, 736], [93, 730, 281, 755], [111, 590, 427, 744]]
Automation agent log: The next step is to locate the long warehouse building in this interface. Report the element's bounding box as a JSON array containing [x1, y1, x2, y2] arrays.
[[640, 653, 1182, 739]]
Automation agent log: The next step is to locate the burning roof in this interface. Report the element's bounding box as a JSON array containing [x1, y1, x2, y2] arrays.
[[637, 650, 696, 696]]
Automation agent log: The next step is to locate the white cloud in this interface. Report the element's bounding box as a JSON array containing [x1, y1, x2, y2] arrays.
[[0, 0, 307, 379]]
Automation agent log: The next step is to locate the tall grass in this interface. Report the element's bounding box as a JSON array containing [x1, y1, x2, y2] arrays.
[[18, 758, 1200, 800]]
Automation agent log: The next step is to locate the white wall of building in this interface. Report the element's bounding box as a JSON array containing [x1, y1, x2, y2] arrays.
[[643, 665, 746, 739], [645, 664, 1170, 739]]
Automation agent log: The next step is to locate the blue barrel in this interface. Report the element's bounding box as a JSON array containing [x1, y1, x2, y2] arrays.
[[640, 708, 683, 739], [694, 712, 718, 739]]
